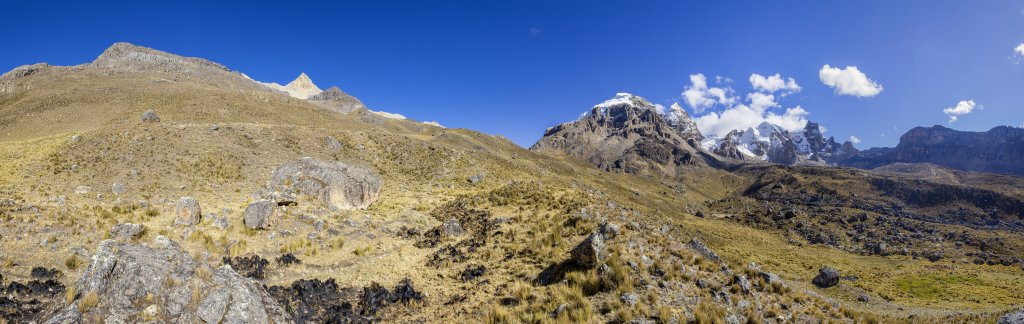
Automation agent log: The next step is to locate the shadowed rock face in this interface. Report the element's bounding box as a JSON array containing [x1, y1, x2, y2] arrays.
[[841, 125, 1024, 177], [265, 157, 382, 210], [531, 93, 721, 175], [309, 86, 367, 114], [45, 237, 291, 324]]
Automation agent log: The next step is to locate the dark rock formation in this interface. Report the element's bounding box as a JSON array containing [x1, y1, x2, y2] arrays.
[[812, 267, 840, 288], [531, 93, 721, 175], [841, 125, 1024, 177]]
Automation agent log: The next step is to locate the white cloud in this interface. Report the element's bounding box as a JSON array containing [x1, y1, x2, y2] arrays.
[[747, 92, 778, 111], [942, 100, 980, 123], [654, 103, 667, 114], [818, 64, 883, 97], [749, 73, 801, 95], [681, 73, 737, 113], [695, 103, 809, 138], [848, 135, 861, 144], [1015, 43, 1024, 61]]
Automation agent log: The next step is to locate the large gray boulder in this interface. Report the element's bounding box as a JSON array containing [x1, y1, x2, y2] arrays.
[[1000, 307, 1024, 324], [264, 157, 381, 210], [45, 237, 291, 323], [570, 232, 607, 268], [244, 200, 276, 230], [812, 266, 840, 288], [109, 223, 144, 240], [175, 197, 202, 226]]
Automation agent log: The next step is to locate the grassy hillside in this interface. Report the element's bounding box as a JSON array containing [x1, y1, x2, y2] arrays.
[[0, 61, 1022, 323]]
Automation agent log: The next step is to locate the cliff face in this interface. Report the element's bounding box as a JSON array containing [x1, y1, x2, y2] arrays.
[[531, 93, 722, 175], [840, 125, 1024, 176]]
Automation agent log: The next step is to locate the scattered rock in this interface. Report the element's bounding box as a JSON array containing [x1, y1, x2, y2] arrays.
[[734, 274, 752, 294], [45, 237, 291, 323], [468, 174, 485, 184], [858, 293, 870, 303], [244, 200, 276, 230], [69, 134, 81, 142], [598, 222, 620, 240], [812, 267, 840, 288], [440, 218, 464, 237], [570, 232, 607, 268], [214, 216, 230, 230], [688, 239, 721, 262], [620, 293, 638, 306], [323, 136, 343, 150], [74, 186, 92, 196], [174, 196, 202, 226], [140, 109, 160, 123], [111, 182, 126, 195], [109, 223, 145, 240], [265, 157, 381, 210]]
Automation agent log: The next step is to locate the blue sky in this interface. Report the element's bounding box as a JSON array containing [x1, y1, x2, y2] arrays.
[[2, 0, 1023, 148]]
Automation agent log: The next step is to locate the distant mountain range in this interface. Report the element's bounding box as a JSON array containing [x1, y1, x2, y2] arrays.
[[841, 125, 1024, 177], [533, 93, 1024, 178]]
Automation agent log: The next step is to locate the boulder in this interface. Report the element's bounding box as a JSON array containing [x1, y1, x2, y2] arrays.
[[265, 157, 381, 210], [74, 186, 92, 196], [244, 200, 276, 230], [598, 222, 620, 240], [175, 197, 202, 226], [688, 239, 721, 262], [323, 136, 343, 150], [140, 110, 160, 123], [812, 267, 840, 288], [999, 307, 1024, 324], [44, 237, 291, 323], [439, 218, 464, 237], [570, 232, 606, 268], [468, 174, 485, 184], [109, 223, 144, 240], [111, 183, 127, 195]]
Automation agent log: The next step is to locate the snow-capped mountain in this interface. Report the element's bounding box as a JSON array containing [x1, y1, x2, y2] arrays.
[[533, 93, 721, 175], [262, 72, 323, 99], [704, 121, 858, 165]]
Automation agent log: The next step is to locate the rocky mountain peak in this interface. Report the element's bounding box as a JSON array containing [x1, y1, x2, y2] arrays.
[[91, 42, 231, 75], [308, 86, 367, 114], [533, 93, 718, 175], [665, 103, 703, 141]]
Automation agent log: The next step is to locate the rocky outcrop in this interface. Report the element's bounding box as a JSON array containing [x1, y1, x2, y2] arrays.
[[812, 267, 840, 288], [840, 125, 1024, 177], [92, 42, 230, 75], [308, 86, 367, 114], [45, 237, 291, 323], [531, 93, 721, 175], [570, 232, 607, 268], [174, 197, 202, 226], [262, 157, 381, 210], [244, 200, 276, 230]]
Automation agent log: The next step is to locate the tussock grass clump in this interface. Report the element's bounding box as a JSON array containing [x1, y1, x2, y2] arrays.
[[78, 291, 99, 312], [694, 299, 726, 324], [65, 254, 83, 269]]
